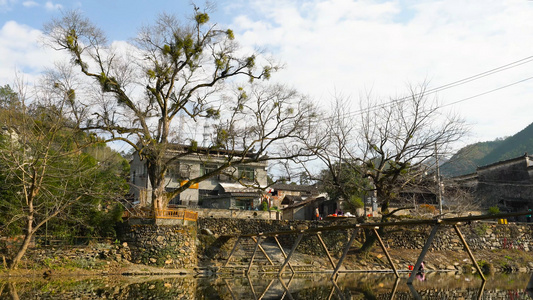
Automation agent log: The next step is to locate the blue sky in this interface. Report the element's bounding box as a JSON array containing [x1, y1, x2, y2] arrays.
[[2, 0, 533, 149], [0, 1, 234, 40]]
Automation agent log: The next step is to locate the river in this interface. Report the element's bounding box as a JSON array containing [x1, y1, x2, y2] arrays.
[[0, 272, 531, 299]]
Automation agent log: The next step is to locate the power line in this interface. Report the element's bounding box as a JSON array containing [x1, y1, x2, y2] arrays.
[[332, 55, 533, 119], [442, 75, 533, 108]]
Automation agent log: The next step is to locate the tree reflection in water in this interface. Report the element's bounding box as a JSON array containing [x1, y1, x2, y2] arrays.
[[0, 272, 532, 299]]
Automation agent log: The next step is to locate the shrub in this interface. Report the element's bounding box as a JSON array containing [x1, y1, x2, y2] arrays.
[[474, 223, 489, 236], [477, 260, 494, 274], [488, 206, 500, 215], [420, 204, 437, 214]]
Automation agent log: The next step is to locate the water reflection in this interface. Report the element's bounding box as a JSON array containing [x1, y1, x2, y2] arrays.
[[0, 272, 531, 299]]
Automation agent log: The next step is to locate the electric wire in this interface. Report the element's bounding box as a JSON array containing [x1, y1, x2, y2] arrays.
[[329, 55, 533, 120]]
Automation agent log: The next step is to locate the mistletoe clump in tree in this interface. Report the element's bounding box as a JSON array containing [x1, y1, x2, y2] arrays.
[[44, 7, 319, 213]]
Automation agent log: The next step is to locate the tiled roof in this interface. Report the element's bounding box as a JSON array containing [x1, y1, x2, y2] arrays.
[[271, 183, 319, 192]]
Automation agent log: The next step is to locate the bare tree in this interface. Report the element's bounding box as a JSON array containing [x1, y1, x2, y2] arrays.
[[0, 76, 126, 269], [303, 83, 467, 252], [44, 8, 318, 212]]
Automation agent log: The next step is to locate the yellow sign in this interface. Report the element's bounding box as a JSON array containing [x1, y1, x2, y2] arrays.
[[180, 180, 199, 189]]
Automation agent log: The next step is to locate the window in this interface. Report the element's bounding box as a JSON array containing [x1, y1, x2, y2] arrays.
[[199, 189, 218, 198], [238, 166, 255, 181], [166, 187, 181, 206], [168, 163, 190, 181], [201, 164, 218, 176]]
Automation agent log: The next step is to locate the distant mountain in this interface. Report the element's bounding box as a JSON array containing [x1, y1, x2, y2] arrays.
[[441, 122, 533, 177]]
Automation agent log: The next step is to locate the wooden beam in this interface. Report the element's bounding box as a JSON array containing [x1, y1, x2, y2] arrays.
[[316, 232, 336, 269], [274, 236, 295, 273], [248, 236, 263, 274], [219, 210, 532, 239], [331, 228, 359, 278], [327, 285, 336, 300], [453, 224, 486, 281], [477, 280, 486, 300], [389, 277, 400, 300], [224, 237, 241, 267], [223, 278, 237, 300], [330, 277, 346, 300], [251, 236, 274, 265], [278, 275, 295, 300], [247, 275, 258, 300], [407, 223, 440, 284], [258, 279, 275, 300], [372, 227, 399, 277], [278, 232, 304, 276], [407, 283, 422, 300]]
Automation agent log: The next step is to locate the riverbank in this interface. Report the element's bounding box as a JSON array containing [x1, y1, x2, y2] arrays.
[[2, 241, 532, 278]]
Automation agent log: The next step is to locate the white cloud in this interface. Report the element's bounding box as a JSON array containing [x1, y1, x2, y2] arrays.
[[229, 0, 533, 144], [44, 1, 62, 11], [22, 1, 38, 7], [0, 21, 65, 86], [0, 0, 17, 11]]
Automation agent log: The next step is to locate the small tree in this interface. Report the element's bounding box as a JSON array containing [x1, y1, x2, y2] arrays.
[[44, 8, 318, 213], [315, 160, 370, 216], [0, 79, 127, 269]]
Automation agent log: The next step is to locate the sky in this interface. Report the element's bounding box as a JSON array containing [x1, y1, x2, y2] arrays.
[[2, 0, 533, 151]]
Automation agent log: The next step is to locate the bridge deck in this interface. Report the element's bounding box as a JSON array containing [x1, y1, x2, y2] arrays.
[[221, 210, 532, 283]]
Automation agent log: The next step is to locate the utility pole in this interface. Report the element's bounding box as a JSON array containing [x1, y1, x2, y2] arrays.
[[435, 143, 443, 215]]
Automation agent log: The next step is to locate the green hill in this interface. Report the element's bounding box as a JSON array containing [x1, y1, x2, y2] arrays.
[[478, 122, 533, 166], [440, 140, 503, 177], [441, 121, 533, 177]]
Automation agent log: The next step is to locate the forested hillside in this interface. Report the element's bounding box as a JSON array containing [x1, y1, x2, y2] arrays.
[[441, 122, 533, 177]]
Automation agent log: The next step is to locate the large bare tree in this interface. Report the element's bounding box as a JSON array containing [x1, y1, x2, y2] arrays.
[[303, 83, 467, 251], [44, 8, 318, 212]]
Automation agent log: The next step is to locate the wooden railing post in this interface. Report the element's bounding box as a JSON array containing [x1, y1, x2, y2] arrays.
[[407, 222, 440, 284]]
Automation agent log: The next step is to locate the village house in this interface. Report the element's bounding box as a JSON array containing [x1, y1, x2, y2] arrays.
[[267, 183, 321, 209], [129, 144, 268, 210], [451, 153, 533, 221], [281, 195, 327, 220]]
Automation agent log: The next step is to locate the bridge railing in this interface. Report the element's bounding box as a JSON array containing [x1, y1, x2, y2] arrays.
[[123, 207, 198, 221], [154, 208, 198, 221]]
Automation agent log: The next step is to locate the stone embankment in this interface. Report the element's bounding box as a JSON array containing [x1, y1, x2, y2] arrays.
[[198, 218, 533, 273], [117, 223, 197, 269], [198, 218, 533, 253], [3, 217, 533, 275]]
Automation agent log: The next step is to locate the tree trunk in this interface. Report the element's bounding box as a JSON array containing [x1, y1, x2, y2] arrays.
[[9, 215, 34, 270], [151, 184, 167, 215], [7, 282, 20, 300], [358, 198, 390, 254], [147, 155, 168, 216], [359, 228, 377, 255]]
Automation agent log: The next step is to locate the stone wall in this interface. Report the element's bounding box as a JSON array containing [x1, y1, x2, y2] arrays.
[[193, 208, 279, 220], [382, 222, 533, 251], [198, 218, 357, 256], [198, 218, 533, 255], [117, 223, 197, 268]]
